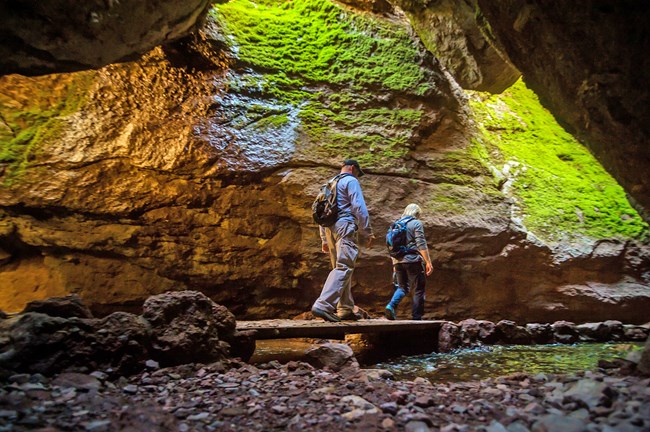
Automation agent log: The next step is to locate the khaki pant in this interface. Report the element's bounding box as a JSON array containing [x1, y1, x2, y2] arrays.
[[313, 219, 359, 315]]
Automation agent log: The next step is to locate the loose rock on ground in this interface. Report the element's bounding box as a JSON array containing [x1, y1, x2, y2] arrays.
[[1, 359, 649, 431]]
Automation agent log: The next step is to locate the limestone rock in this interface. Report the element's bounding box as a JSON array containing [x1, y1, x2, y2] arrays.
[[227, 330, 257, 363], [525, 323, 553, 344], [51, 372, 102, 391], [577, 322, 611, 342], [623, 325, 650, 342], [563, 379, 611, 410], [459, 319, 497, 346]]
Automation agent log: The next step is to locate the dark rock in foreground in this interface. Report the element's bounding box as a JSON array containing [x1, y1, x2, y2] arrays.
[[0, 291, 243, 377], [143, 290, 235, 367], [0, 360, 648, 431], [21, 294, 93, 319]]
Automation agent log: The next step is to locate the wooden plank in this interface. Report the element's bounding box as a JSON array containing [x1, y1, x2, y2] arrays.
[[236, 319, 445, 340]]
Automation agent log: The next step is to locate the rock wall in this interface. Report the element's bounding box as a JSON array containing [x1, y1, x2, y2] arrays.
[[473, 0, 650, 218], [390, 0, 520, 93], [1, 0, 649, 323]]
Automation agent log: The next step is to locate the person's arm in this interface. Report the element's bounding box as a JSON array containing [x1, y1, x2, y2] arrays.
[[414, 221, 433, 275], [319, 226, 329, 253], [347, 178, 374, 245]]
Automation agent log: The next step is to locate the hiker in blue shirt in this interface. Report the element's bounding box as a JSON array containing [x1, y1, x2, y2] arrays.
[[312, 160, 375, 322], [385, 203, 433, 321]]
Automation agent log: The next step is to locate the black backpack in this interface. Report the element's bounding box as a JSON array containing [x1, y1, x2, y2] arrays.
[[312, 173, 348, 227], [386, 216, 415, 258]]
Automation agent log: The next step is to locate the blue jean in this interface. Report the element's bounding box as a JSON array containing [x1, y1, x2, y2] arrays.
[[388, 261, 426, 320]]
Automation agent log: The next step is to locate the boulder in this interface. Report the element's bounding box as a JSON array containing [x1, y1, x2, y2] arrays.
[[459, 319, 497, 346], [551, 321, 579, 344], [227, 330, 257, 363], [495, 320, 532, 345], [576, 322, 611, 342], [602, 320, 625, 341], [563, 378, 612, 410], [142, 290, 236, 366], [22, 294, 93, 319], [304, 343, 359, 372], [526, 323, 554, 344], [623, 325, 650, 341], [51, 372, 102, 391], [438, 322, 461, 353]]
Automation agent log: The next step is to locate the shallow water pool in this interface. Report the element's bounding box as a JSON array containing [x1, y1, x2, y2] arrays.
[[371, 342, 643, 383]]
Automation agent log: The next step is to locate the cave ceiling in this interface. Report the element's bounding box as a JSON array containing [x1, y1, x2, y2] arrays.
[[0, 0, 213, 76]]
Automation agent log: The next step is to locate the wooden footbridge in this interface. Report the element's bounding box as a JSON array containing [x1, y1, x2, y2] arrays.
[[236, 319, 445, 340]]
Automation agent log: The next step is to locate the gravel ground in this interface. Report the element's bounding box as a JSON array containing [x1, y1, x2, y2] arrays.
[[1, 359, 649, 431]]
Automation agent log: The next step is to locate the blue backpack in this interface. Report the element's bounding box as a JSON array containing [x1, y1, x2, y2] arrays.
[[386, 216, 415, 258]]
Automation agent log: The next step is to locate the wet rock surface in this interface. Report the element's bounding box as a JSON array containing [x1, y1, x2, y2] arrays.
[[1, 359, 649, 431]]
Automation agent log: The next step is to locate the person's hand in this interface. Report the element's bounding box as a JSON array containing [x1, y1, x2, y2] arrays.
[[366, 234, 375, 248], [425, 262, 433, 276], [322, 242, 329, 254]]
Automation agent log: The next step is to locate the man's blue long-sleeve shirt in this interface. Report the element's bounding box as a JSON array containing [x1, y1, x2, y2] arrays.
[[319, 174, 373, 242]]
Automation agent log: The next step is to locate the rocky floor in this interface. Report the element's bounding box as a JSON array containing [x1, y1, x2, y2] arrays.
[[1, 359, 649, 432]]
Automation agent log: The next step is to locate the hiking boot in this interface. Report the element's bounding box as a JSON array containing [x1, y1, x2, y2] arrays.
[[338, 311, 362, 321], [311, 307, 341, 322], [384, 305, 396, 320]]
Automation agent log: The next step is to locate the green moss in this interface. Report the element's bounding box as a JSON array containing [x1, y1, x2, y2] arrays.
[[0, 72, 95, 181], [252, 112, 290, 130], [212, 0, 431, 94], [469, 79, 648, 241], [212, 0, 435, 166], [422, 184, 469, 215]]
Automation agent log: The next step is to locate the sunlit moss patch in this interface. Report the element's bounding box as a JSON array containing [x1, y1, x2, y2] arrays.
[[211, 0, 435, 167], [469, 79, 648, 241]]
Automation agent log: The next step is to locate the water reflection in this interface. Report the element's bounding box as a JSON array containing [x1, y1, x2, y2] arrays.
[[250, 339, 319, 364], [372, 343, 643, 383]]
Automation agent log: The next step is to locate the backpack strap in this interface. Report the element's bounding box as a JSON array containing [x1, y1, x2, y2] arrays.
[[399, 216, 418, 256], [328, 173, 353, 218]]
